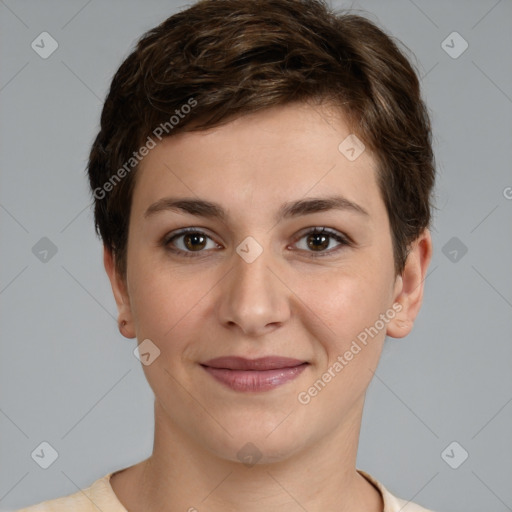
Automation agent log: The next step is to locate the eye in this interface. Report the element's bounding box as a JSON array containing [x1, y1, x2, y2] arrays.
[[292, 227, 351, 257], [163, 228, 220, 257], [162, 226, 351, 258]]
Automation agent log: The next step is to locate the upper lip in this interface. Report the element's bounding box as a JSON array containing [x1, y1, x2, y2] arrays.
[[201, 356, 307, 371]]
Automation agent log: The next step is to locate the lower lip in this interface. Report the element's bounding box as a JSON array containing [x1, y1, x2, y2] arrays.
[[201, 363, 309, 392]]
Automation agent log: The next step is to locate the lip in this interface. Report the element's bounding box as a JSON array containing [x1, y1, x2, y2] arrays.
[[200, 356, 309, 392], [202, 356, 306, 370]]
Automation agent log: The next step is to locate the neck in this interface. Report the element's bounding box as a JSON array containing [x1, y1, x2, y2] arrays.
[[112, 398, 383, 512]]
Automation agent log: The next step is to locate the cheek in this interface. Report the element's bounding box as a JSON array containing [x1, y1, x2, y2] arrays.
[[298, 272, 389, 407], [295, 265, 390, 341], [127, 255, 207, 346]]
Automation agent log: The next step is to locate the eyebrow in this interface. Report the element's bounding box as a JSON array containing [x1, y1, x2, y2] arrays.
[[144, 194, 369, 222]]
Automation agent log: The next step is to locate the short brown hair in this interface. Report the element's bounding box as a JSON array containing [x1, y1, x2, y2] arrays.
[[87, 0, 435, 280]]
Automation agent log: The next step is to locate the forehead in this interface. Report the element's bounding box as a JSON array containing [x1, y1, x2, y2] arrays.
[[131, 102, 382, 223]]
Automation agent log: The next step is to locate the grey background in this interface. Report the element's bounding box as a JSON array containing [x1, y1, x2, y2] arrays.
[[1, 0, 511, 511]]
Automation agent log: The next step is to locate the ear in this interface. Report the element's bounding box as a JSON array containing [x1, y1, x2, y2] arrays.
[[386, 229, 433, 338], [103, 245, 136, 339]]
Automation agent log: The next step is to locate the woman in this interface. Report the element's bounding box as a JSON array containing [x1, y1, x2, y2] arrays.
[[17, 0, 436, 510]]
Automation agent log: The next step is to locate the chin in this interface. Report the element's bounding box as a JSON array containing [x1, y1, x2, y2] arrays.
[[203, 429, 306, 467]]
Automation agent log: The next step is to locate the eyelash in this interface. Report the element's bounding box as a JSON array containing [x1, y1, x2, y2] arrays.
[[162, 226, 352, 259]]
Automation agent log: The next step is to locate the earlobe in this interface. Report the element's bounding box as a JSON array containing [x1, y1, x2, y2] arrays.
[[386, 229, 433, 339], [103, 246, 136, 339]]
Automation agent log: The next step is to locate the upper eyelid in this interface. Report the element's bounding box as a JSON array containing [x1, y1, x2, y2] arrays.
[[165, 227, 219, 244]]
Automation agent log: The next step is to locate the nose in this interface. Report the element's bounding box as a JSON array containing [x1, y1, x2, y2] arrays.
[[216, 241, 291, 337]]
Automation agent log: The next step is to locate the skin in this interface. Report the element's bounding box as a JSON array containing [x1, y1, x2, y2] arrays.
[[104, 101, 432, 512]]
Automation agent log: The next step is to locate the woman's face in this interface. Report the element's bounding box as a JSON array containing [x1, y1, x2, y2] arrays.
[[107, 101, 421, 463]]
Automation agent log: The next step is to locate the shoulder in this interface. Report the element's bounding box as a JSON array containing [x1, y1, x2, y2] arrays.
[[357, 469, 436, 512], [14, 472, 126, 512]]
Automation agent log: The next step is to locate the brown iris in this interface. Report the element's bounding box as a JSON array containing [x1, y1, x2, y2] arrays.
[[183, 232, 208, 251], [306, 230, 330, 251]]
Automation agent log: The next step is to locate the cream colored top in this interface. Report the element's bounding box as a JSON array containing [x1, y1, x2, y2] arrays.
[[15, 469, 435, 511]]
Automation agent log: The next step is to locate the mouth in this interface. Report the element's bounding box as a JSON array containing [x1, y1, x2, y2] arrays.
[[200, 356, 309, 392]]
